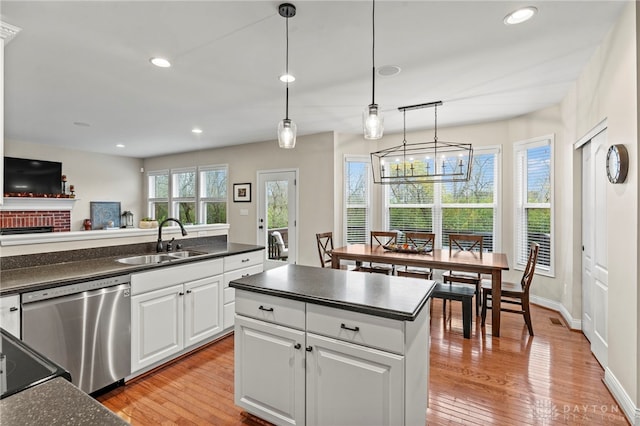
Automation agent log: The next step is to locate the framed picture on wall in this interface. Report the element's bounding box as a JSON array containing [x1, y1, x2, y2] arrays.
[[233, 183, 251, 202]]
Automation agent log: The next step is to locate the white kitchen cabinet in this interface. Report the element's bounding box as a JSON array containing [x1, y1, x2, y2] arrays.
[[223, 250, 264, 329], [234, 289, 429, 426], [0, 294, 21, 338], [305, 333, 404, 426], [131, 258, 224, 373], [132, 284, 184, 372], [235, 315, 305, 426]]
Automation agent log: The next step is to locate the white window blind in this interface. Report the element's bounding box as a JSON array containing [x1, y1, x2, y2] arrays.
[[514, 137, 553, 274], [345, 158, 370, 244]]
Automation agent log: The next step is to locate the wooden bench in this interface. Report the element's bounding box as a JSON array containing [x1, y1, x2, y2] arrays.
[[431, 282, 475, 339]]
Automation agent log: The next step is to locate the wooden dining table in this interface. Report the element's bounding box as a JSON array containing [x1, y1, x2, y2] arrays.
[[331, 244, 510, 337]]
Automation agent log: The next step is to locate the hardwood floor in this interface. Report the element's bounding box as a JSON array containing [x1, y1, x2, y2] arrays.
[[98, 303, 629, 425]]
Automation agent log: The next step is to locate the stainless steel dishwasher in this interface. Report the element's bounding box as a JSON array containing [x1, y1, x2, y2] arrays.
[[21, 275, 131, 394]]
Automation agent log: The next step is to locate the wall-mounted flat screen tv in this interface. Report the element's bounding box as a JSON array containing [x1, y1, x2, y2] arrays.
[[3, 157, 63, 195]]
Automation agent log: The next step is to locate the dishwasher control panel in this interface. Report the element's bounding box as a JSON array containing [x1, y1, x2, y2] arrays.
[[22, 275, 130, 303]]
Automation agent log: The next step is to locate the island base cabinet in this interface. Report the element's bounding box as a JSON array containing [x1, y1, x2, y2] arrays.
[[305, 333, 404, 426], [235, 315, 305, 426]]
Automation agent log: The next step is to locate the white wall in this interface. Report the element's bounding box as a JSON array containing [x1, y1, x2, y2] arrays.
[[561, 1, 638, 413], [4, 139, 144, 231], [143, 132, 335, 267]]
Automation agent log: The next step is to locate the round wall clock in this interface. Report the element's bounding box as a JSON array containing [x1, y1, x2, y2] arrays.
[[606, 144, 629, 184]]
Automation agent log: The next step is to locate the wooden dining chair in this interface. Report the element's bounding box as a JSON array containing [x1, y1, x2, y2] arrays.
[[397, 232, 435, 279], [359, 231, 397, 275], [315, 232, 358, 271], [481, 242, 539, 336], [442, 234, 483, 315]]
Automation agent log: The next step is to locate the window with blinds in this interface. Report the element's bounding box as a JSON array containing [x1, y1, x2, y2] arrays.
[[514, 137, 553, 274], [345, 158, 370, 244], [384, 149, 498, 250]]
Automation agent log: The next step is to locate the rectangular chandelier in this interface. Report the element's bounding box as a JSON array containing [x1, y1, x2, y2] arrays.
[[370, 101, 473, 184]]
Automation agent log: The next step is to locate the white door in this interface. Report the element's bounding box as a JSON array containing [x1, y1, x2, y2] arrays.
[[306, 333, 404, 426], [257, 170, 298, 268], [581, 130, 608, 367]]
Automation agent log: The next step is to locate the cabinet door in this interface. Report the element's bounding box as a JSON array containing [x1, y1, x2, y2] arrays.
[[0, 295, 20, 338], [131, 284, 183, 372], [235, 315, 305, 426], [184, 275, 222, 347], [306, 333, 404, 426]]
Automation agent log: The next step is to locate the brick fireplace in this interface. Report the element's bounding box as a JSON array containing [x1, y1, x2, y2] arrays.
[[0, 210, 71, 232]]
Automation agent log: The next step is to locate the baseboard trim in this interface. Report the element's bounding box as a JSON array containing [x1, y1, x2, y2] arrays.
[[604, 368, 640, 425], [530, 295, 582, 329]]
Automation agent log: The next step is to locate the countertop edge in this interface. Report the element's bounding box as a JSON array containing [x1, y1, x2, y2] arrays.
[[231, 279, 435, 321]]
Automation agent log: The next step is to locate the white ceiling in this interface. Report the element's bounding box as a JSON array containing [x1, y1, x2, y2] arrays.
[[3, 1, 628, 158]]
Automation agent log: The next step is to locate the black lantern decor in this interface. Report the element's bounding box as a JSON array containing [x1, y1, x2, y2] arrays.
[[121, 211, 134, 228]]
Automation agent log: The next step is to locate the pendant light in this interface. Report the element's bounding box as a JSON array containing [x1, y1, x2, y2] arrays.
[[277, 3, 297, 149], [363, 0, 383, 140]]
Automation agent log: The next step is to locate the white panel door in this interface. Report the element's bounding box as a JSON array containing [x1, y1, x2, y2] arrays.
[[306, 333, 404, 426], [582, 130, 608, 367], [184, 275, 223, 347], [234, 315, 305, 426]]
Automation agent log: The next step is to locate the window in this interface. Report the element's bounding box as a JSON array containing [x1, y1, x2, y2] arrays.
[[147, 170, 169, 222], [344, 157, 371, 244], [172, 167, 196, 224], [440, 152, 497, 251], [199, 166, 228, 224], [514, 136, 553, 275], [147, 165, 228, 225], [383, 148, 500, 251]]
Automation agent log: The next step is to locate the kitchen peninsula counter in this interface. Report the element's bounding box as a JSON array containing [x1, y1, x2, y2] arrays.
[[0, 241, 263, 295]]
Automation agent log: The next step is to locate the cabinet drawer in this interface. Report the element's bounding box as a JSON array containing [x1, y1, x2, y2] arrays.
[[224, 250, 263, 271], [224, 264, 264, 287], [306, 304, 404, 355], [235, 290, 305, 330]]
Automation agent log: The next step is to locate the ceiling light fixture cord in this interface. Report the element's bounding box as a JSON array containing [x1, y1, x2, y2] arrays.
[[371, 0, 376, 105], [285, 12, 290, 120]]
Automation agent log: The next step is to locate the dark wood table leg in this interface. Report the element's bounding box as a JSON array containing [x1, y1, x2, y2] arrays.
[[492, 269, 501, 337], [462, 296, 472, 339], [331, 254, 340, 269]]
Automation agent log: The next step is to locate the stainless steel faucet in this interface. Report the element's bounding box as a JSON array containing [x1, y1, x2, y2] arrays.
[[156, 218, 188, 252]]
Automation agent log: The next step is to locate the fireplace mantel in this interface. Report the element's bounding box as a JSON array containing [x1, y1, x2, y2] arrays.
[[1, 197, 78, 211]]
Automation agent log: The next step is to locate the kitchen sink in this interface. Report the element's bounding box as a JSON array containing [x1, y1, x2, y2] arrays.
[[116, 250, 207, 265]]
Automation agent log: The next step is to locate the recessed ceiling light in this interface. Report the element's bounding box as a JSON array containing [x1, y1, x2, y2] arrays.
[[504, 6, 538, 25], [192, 128, 203, 134], [150, 57, 171, 68], [377, 65, 401, 77], [279, 74, 295, 83], [116, 144, 125, 148]]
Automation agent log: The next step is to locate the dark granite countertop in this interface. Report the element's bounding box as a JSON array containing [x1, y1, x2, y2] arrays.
[[230, 264, 435, 321], [0, 377, 129, 425], [0, 242, 263, 296]]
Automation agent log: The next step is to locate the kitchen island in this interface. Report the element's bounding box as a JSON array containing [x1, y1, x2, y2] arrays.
[[230, 264, 435, 426]]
